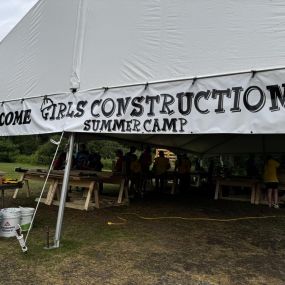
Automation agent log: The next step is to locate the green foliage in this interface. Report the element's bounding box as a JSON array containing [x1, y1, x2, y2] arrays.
[[0, 138, 19, 162], [87, 139, 128, 159], [0, 134, 134, 166]]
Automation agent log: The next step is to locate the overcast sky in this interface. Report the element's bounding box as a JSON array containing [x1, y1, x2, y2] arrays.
[[0, 0, 38, 41]]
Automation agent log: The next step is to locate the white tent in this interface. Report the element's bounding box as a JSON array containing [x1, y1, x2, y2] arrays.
[[1, 0, 285, 143], [2, 0, 285, 246]]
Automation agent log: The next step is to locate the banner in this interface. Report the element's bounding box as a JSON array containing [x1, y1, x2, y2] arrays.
[[1, 69, 285, 136]]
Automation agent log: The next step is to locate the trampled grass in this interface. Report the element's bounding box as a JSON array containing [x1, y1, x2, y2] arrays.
[[0, 163, 285, 284]]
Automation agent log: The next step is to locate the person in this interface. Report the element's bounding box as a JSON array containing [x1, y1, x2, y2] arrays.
[[53, 152, 66, 170], [75, 144, 89, 170], [124, 146, 139, 193], [124, 146, 137, 177], [207, 158, 215, 186], [129, 157, 142, 195], [152, 150, 170, 191], [246, 154, 259, 178], [88, 152, 103, 171], [175, 153, 191, 193], [139, 146, 153, 193], [139, 146, 152, 172], [263, 155, 280, 208], [113, 149, 124, 173]]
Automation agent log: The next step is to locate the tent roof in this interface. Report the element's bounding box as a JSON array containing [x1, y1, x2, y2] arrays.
[[2, 0, 285, 101], [1, 0, 285, 155], [95, 133, 285, 156]]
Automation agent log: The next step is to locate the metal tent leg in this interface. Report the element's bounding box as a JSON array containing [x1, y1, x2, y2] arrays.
[[52, 133, 75, 249]]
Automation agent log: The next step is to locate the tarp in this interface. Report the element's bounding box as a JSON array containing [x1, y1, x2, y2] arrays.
[[1, 0, 285, 153]]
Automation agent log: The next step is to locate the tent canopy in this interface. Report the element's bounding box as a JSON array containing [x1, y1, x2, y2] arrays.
[[1, 0, 285, 153]]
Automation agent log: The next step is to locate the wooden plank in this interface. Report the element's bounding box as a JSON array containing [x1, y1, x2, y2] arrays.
[[84, 181, 95, 210]]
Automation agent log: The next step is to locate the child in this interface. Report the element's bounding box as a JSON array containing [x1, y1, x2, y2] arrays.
[[263, 155, 280, 208]]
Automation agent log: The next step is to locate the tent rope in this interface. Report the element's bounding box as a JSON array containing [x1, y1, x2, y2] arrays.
[[24, 131, 65, 243]]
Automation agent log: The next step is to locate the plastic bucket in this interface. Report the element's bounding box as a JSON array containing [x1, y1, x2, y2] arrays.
[[0, 208, 21, 238], [19, 207, 35, 232]]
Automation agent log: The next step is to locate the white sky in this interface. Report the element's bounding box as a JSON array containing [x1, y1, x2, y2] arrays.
[[0, 0, 38, 41]]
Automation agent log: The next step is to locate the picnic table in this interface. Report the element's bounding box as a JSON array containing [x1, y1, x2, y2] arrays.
[[21, 169, 128, 210], [0, 182, 23, 208], [214, 176, 260, 204]]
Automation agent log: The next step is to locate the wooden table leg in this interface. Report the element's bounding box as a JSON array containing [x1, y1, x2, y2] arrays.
[[1, 189, 4, 208], [254, 183, 260, 205], [25, 179, 31, 197], [250, 185, 255, 204], [94, 183, 100, 209], [45, 180, 58, 205], [118, 178, 125, 204], [171, 177, 177, 195], [214, 180, 220, 200], [84, 181, 95, 211]]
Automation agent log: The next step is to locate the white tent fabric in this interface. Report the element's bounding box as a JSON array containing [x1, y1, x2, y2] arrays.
[[1, 0, 285, 153], [2, 0, 285, 100]]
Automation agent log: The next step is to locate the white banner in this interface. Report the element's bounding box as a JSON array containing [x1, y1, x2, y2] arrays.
[[1, 69, 285, 136]]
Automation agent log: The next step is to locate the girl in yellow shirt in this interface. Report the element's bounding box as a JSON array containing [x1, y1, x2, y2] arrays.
[[263, 156, 280, 208]]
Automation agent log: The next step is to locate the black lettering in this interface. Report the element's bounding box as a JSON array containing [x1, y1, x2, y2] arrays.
[[130, 97, 144, 117], [153, 119, 161, 132], [91, 100, 102, 117], [194, 91, 211, 114], [100, 120, 112, 131], [0, 113, 4, 126], [101, 99, 115, 118], [23, 110, 31, 124], [83, 120, 91, 131], [178, 118, 187, 132], [56, 103, 67, 120], [112, 120, 125, 132], [66, 102, 75, 118], [162, 118, 177, 132], [5, 112, 13, 125], [117, 97, 131, 116], [91, 120, 100, 131], [212, 89, 231, 113], [132, 119, 141, 131], [12, 111, 23, 125], [266, 84, 285, 112], [74, 101, 87, 118], [126, 120, 132, 132], [243, 86, 265, 112], [177, 92, 194, 115], [230, 87, 243, 113], [160, 94, 175, 115], [145, 95, 160, 116], [143, 119, 151, 132]]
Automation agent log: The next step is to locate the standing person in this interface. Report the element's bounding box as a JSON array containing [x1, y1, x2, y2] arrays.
[[175, 153, 191, 193], [263, 155, 280, 208], [53, 152, 66, 170], [124, 146, 138, 193], [139, 145, 153, 194], [124, 146, 137, 177], [75, 144, 89, 170], [153, 150, 170, 191], [113, 149, 124, 173], [246, 154, 259, 178]]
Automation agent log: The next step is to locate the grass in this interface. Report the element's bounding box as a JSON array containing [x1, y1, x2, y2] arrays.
[[1, 163, 285, 284]]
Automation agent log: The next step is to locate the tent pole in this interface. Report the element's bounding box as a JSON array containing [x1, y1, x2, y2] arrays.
[[53, 133, 75, 248]]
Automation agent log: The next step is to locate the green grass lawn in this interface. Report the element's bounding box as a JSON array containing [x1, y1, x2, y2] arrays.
[[0, 162, 46, 179]]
